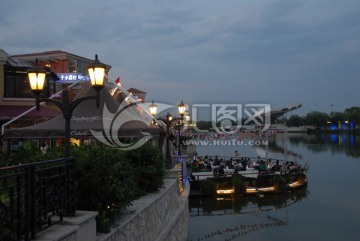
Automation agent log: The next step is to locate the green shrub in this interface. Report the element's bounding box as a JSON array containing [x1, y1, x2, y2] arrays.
[[124, 142, 165, 194], [0, 152, 10, 166], [11, 140, 43, 164], [71, 144, 136, 232], [3, 141, 166, 233], [72, 143, 165, 232]]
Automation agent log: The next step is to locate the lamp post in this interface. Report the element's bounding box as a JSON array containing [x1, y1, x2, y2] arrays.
[[27, 55, 106, 157], [184, 111, 191, 128], [149, 101, 187, 166], [148, 101, 174, 167], [185, 112, 191, 122], [149, 101, 158, 117], [177, 100, 186, 156], [165, 112, 174, 167]]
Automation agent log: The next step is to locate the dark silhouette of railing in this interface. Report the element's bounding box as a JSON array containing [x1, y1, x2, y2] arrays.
[[0, 157, 75, 241]]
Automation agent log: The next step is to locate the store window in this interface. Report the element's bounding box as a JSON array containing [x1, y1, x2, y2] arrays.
[[68, 59, 77, 73], [68, 59, 85, 73], [4, 66, 55, 98]]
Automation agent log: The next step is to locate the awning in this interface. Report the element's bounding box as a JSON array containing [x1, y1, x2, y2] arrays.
[[0, 105, 60, 120], [3, 83, 165, 139]]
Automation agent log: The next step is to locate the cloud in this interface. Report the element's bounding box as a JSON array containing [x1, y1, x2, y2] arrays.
[[1, 0, 360, 116]]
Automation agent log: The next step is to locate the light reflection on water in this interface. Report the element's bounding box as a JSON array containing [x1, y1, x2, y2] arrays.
[[189, 189, 309, 241], [188, 133, 360, 241]]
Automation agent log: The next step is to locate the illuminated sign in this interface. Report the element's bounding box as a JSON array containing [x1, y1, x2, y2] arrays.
[[57, 73, 90, 83]]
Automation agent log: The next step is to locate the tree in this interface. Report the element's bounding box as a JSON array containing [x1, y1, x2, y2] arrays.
[[344, 106, 360, 128], [286, 115, 304, 127], [329, 111, 345, 126], [304, 111, 329, 127]]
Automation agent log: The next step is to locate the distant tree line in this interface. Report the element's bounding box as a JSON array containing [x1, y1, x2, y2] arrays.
[[193, 106, 360, 129], [284, 106, 360, 128]]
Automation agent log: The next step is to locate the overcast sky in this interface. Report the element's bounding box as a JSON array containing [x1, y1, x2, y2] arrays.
[[1, 0, 359, 119]]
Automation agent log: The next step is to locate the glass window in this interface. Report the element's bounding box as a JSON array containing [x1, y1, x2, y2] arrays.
[[4, 71, 33, 98], [4, 66, 55, 98], [68, 59, 76, 73], [68, 59, 85, 73], [77, 61, 84, 73]]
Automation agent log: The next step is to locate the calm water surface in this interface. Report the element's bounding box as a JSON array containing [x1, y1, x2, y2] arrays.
[[188, 133, 360, 241]]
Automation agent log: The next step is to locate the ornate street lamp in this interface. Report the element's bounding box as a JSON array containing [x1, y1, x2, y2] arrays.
[[149, 101, 158, 117], [27, 54, 106, 157], [148, 100, 188, 162], [87, 54, 106, 107], [148, 101, 173, 167], [27, 59, 47, 96], [166, 112, 173, 123], [177, 100, 186, 156], [163, 112, 174, 167], [185, 115, 190, 122], [88, 55, 106, 87], [178, 100, 186, 118], [185, 111, 191, 123]]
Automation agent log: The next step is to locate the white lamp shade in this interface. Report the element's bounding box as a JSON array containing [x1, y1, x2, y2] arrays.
[[178, 101, 186, 116], [88, 67, 105, 86], [88, 54, 106, 88], [149, 101, 158, 116], [28, 72, 46, 91]]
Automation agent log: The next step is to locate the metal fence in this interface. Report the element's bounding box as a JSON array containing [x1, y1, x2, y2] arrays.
[[0, 157, 75, 241]]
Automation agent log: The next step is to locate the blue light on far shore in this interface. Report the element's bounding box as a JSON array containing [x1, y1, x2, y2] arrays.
[[350, 121, 355, 130], [331, 134, 337, 143], [350, 135, 355, 146]]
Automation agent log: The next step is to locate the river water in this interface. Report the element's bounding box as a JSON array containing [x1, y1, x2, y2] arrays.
[[188, 133, 360, 241]]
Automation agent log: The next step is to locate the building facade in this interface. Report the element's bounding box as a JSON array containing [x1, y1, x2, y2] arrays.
[[0, 49, 111, 121], [0, 49, 112, 154]]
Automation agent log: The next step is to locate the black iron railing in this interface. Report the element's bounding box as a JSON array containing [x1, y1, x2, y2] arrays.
[[0, 157, 75, 241]]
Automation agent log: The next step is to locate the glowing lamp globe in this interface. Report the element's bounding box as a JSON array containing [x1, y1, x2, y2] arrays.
[[88, 54, 106, 89], [27, 59, 47, 95], [149, 101, 158, 116], [178, 100, 186, 117]]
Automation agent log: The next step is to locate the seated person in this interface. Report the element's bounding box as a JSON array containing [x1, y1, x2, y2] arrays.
[[259, 161, 267, 172], [241, 159, 247, 171], [271, 160, 282, 171], [218, 165, 225, 175]]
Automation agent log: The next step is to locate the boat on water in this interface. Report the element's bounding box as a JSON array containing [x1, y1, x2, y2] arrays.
[[188, 155, 308, 196]]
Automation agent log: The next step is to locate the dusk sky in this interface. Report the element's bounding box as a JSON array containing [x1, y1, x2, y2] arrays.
[[1, 0, 359, 119]]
